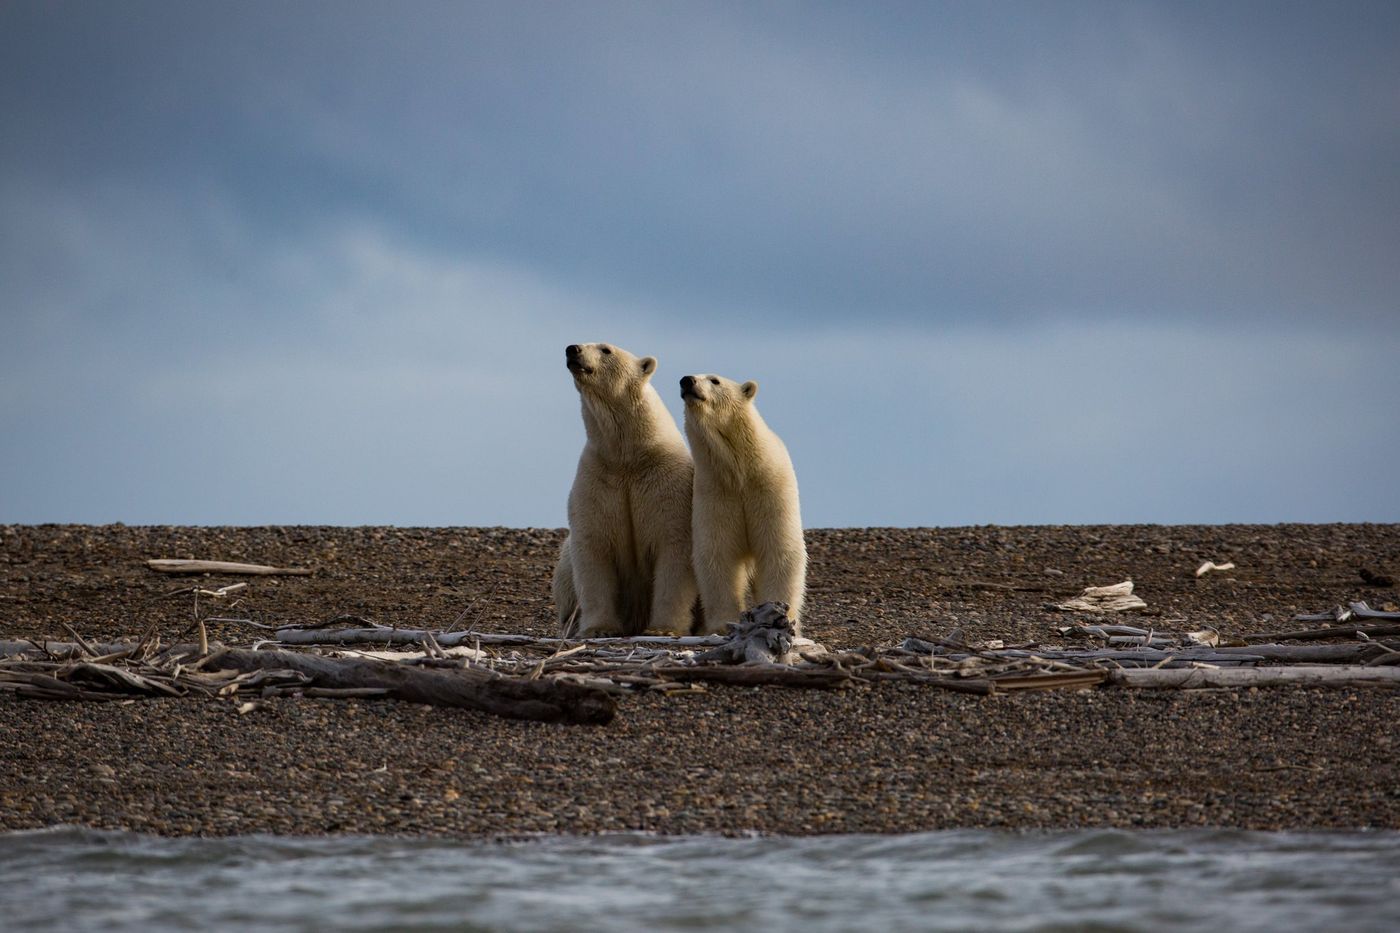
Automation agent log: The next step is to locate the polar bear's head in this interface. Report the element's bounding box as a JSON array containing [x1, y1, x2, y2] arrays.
[[679, 373, 758, 420], [565, 343, 657, 399]]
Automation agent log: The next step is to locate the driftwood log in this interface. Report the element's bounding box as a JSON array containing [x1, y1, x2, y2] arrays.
[[902, 638, 1400, 667], [207, 648, 615, 724], [1244, 623, 1400, 643], [275, 627, 493, 648], [1110, 665, 1400, 689], [1290, 601, 1400, 624]]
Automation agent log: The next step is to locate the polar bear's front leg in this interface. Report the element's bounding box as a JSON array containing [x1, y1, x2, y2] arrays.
[[648, 548, 699, 634], [692, 518, 749, 635], [753, 534, 807, 631], [552, 536, 580, 635], [569, 530, 626, 636]]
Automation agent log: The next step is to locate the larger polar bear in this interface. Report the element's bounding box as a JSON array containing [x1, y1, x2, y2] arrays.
[[680, 372, 806, 635], [553, 343, 698, 637]]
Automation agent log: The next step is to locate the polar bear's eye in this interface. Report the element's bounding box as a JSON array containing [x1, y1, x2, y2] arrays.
[[600, 346, 612, 355], [709, 378, 719, 385]]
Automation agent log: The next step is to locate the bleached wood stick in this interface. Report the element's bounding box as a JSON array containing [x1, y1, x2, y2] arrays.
[[1244, 623, 1400, 643], [1291, 602, 1400, 624], [1110, 665, 1400, 689], [0, 640, 143, 659], [147, 559, 312, 576], [902, 640, 1394, 665]]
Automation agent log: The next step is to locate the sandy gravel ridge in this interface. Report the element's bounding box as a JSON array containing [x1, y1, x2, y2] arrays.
[[2, 523, 1397, 836]]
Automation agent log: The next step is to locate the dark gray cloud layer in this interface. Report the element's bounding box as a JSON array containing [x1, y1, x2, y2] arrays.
[[6, 1, 1398, 328], [2, 2, 1397, 526]]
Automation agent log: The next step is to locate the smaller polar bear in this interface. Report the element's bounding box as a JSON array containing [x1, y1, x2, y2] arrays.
[[554, 343, 698, 637], [681, 372, 806, 635]]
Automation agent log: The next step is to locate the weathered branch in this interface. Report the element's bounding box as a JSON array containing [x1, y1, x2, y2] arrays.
[[1244, 623, 1400, 643], [1110, 665, 1400, 689], [902, 638, 1397, 666], [147, 559, 312, 576], [1290, 602, 1400, 624], [206, 648, 616, 724]]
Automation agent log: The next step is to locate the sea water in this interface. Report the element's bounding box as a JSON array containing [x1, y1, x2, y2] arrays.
[[3, 827, 1398, 932]]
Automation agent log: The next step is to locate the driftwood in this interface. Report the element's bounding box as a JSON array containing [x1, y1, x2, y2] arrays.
[[0, 660, 190, 701], [276, 627, 491, 648], [206, 649, 615, 724], [1244, 623, 1400, 643], [264, 608, 1050, 695], [693, 603, 798, 664], [12, 591, 1400, 711], [147, 559, 312, 576], [1215, 643, 1399, 663], [902, 638, 1399, 667], [1062, 623, 1159, 637], [1, 638, 233, 702], [0, 640, 149, 660], [0, 639, 615, 724], [1049, 580, 1147, 613], [259, 604, 1400, 695], [854, 669, 997, 695], [991, 670, 1108, 691], [1110, 665, 1400, 689], [1289, 601, 1400, 624], [1057, 622, 1230, 646]]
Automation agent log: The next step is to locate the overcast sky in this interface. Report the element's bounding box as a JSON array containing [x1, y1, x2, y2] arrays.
[[2, 1, 1397, 527]]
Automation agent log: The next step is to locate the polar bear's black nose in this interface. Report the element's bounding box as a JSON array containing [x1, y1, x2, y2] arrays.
[[566, 344, 582, 357], [680, 375, 695, 390]]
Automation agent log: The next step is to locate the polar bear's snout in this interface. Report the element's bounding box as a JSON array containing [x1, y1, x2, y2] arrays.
[[679, 374, 705, 402], [565, 344, 593, 375]]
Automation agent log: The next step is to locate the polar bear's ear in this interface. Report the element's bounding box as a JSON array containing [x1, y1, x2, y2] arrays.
[[741, 380, 758, 400], [639, 356, 657, 378]]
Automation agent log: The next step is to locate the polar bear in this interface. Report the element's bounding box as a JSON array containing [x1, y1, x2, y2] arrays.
[[680, 373, 806, 635], [553, 343, 698, 637]]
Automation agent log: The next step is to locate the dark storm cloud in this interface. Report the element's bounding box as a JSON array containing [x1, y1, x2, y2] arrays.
[[4, 0, 1397, 330], [2, 1, 1397, 526]]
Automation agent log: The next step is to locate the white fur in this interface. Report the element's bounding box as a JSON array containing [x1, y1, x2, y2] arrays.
[[681, 373, 806, 635], [554, 343, 698, 636]]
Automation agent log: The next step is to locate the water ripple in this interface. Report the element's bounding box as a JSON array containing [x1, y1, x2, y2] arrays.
[[2, 827, 1398, 932]]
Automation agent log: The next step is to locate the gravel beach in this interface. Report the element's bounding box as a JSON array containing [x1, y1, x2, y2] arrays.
[[2, 523, 1397, 836]]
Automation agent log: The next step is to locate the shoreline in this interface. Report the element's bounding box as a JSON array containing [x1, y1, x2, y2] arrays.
[[2, 523, 1397, 836]]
